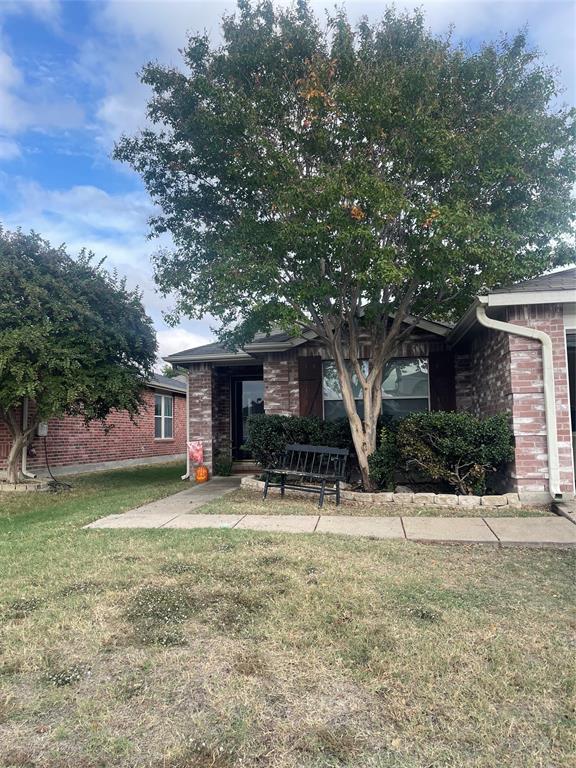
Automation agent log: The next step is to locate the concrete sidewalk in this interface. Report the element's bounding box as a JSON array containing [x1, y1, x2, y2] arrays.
[[85, 480, 576, 546]]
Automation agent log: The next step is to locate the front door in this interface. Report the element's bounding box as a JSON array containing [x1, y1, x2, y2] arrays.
[[231, 379, 265, 459]]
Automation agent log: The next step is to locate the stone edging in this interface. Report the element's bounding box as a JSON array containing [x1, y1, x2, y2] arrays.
[[240, 475, 522, 508], [0, 480, 51, 493]]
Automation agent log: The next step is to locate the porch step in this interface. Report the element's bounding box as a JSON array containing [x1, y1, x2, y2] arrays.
[[232, 461, 259, 475]]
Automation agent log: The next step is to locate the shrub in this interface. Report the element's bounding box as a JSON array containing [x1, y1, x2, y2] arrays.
[[396, 411, 514, 495], [244, 414, 352, 468], [214, 453, 234, 476], [368, 423, 399, 491]]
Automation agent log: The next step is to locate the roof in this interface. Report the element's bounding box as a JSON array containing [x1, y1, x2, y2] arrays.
[[448, 266, 576, 346], [165, 317, 452, 365], [147, 373, 187, 394], [491, 267, 576, 295]]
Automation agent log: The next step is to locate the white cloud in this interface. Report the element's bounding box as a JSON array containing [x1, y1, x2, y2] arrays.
[[0, 45, 85, 134], [0, 137, 20, 160], [99, 0, 230, 50], [156, 327, 213, 363], [0, 0, 60, 23], [76, 1, 232, 149]]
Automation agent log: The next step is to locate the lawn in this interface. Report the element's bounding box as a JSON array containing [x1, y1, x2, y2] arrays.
[[1, 463, 574, 768], [201, 488, 551, 518]]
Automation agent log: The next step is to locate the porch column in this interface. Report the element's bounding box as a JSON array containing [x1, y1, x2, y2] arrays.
[[188, 363, 214, 473], [263, 352, 300, 416]]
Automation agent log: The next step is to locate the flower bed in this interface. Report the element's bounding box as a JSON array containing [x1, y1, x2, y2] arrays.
[[240, 475, 522, 508]]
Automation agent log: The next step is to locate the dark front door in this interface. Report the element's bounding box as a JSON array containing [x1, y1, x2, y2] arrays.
[[232, 379, 264, 459]]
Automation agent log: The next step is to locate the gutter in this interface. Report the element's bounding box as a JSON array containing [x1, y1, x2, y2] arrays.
[[181, 371, 191, 481], [21, 398, 37, 480], [475, 299, 562, 500]]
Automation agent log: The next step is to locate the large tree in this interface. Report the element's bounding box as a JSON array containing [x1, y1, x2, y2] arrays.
[[0, 227, 157, 484], [115, 1, 575, 488]]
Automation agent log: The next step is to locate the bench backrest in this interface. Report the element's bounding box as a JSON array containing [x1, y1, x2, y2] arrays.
[[283, 443, 349, 479]]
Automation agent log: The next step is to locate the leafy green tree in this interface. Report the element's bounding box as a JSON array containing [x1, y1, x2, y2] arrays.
[[161, 364, 186, 378], [0, 227, 157, 484], [115, 1, 575, 488]]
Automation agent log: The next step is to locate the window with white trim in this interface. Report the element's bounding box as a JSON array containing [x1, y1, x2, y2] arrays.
[[155, 394, 174, 438], [322, 358, 429, 421]]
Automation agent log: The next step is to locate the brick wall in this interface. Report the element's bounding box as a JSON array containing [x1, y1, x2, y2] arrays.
[[188, 363, 214, 470], [506, 304, 573, 495], [454, 303, 575, 496], [212, 368, 231, 456], [0, 388, 186, 474], [263, 352, 300, 416]]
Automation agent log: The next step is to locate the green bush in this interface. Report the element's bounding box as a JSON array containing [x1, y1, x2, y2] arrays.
[[368, 423, 399, 490], [396, 411, 514, 495], [244, 414, 352, 468], [213, 453, 234, 476]]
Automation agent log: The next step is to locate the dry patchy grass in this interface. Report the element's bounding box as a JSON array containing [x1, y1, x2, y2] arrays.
[[201, 488, 551, 518], [0, 464, 574, 768]]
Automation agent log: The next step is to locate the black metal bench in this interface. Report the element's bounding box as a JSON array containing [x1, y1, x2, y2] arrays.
[[262, 443, 349, 508]]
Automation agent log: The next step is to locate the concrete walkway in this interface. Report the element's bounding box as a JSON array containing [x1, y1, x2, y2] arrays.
[[85, 479, 576, 546]]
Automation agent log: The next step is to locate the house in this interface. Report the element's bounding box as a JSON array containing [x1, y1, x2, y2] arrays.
[[166, 268, 576, 503], [0, 374, 187, 478]]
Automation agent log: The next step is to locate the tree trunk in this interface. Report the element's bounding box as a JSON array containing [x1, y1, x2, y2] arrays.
[[331, 344, 384, 491], [5, 429, 26, 484], [1, 405, 38, 485]]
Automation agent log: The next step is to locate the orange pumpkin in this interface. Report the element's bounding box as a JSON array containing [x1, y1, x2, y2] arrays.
[[195, 464, 209, 484]]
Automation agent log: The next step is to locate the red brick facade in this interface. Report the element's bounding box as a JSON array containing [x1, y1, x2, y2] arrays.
[[189, 335, 454, 472], [187, 308, 574, 498], [188, 363, 216, 469], [454, 303, 575, 497], [0, 388, 186, 475], [262, 352, 300, 416]]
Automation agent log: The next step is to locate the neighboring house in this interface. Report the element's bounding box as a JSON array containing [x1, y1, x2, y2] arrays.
[[166, 268, 576, 503], [0, 374, 187, 477]]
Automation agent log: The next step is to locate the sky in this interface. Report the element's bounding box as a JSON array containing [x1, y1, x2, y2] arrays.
[[0, 0, 574, 369]]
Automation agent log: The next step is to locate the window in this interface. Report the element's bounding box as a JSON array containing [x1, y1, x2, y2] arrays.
[[155, 394, 173, 439], [322, 358, 429, 421]]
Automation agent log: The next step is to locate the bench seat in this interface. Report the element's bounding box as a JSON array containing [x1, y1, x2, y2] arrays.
[[262, 443, 349, 509]]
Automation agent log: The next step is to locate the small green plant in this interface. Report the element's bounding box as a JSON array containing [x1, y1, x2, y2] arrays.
[[213, 453, 234, 476], [159, 561, 196, 575], [126, 586, 196, 626], [396, 411, 514, 495], [7, 597, 43, 618], [44, 664, 86, 687]]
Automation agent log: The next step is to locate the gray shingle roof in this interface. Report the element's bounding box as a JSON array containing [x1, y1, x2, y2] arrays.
[[492, 267, 576, 294], [148, 373, 186, 393]]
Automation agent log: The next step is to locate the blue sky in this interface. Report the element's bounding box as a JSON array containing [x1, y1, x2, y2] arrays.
[[0, 0, 574, 366]]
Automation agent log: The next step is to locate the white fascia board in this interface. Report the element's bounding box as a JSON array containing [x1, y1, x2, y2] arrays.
[[486, 290, 575, 307]]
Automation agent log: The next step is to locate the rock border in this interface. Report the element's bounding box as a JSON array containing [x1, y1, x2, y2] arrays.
[[0, 480, 52, 493], [240, 475, 522, 508]]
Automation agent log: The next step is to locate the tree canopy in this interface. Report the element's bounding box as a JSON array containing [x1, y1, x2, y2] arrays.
[[115, 0, 576, 486], [0, 227, 157, 482]]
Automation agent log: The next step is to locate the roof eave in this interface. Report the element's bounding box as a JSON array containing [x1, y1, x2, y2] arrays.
[[485, 289, 574, 307], [149, 382, 186, 394], [446, 299, 483, 347], [163, 351, 255, 365]]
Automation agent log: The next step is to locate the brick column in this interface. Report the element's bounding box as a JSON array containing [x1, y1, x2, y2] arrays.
[[188, 363, 214, 472], [263, 353, 300, 416]]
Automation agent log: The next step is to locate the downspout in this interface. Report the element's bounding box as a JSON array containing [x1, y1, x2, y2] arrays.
[[475, 299, 562, 499], [181, 371, 191, 480], [21, 397, 37, 480]]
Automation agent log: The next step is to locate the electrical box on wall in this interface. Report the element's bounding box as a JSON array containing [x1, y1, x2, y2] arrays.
[[37, 422, 49, 437]]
